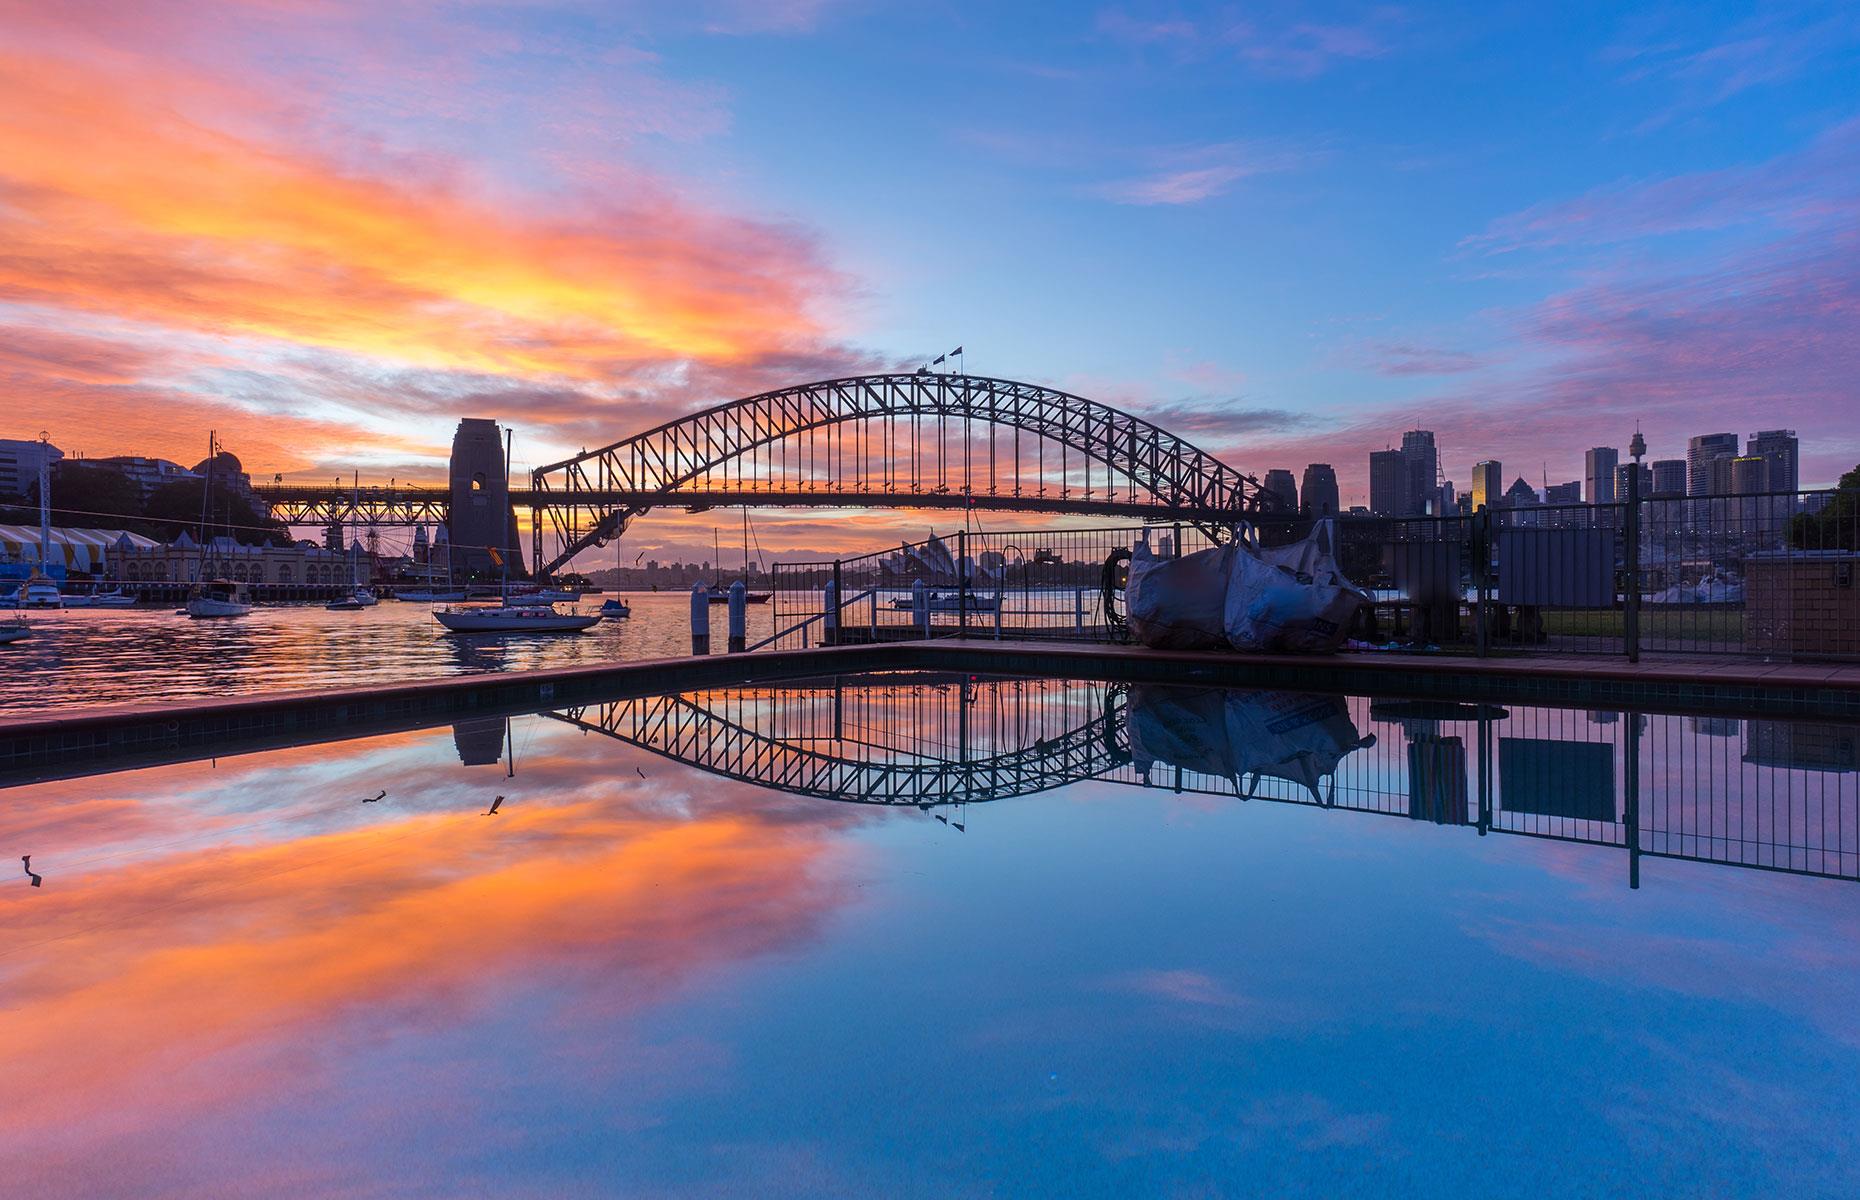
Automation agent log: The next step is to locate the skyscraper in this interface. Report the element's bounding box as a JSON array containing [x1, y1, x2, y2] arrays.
[[1746, 429, 1799, 494], [1301, 463, 1340, 518], [1584, 446, 1618, 505], [1687, 433, 1739, 496], [1544, 481, 1581, 504], [1401, 429, 1439, 515], [1614, 462, 1652, 500], [1262, 469, 1298, 513], [1470, 460, 1502, 510], [1369, 450, 1410, 517], [1650, 459, 1687, 498]]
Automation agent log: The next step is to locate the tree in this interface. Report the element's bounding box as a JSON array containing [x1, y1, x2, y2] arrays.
[[143, 480, 291, 546], [1789, 463, 1860, 551], [42, 464, 149, 532]]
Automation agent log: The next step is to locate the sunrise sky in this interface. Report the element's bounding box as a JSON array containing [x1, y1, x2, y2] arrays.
[[3, 0, 1856, 559]]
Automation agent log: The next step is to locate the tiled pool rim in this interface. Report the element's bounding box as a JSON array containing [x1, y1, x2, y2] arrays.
[[3, 641, 1857, 785]]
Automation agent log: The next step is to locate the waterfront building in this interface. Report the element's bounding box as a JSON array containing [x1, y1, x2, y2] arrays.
[[1262, 469, 1298, 513], [1301, 464, 1340, 517], [0, 524, 160, 582], [1470, 460, 1503, 510], [1584, 446, 1617, 505], [1369, 449, 1410, 517], [114, 534, 365, 588], [1747, 429, 1799, 494], [0, 436, 63, 500]]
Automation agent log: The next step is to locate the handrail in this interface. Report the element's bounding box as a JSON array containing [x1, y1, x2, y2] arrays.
[[745, 587, 878, 652]]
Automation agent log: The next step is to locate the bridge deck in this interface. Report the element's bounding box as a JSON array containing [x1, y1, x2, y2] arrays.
[[3, 642, 1855, 785]]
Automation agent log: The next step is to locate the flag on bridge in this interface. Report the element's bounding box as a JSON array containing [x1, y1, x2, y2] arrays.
[[952, 346, 963, 355], [933, 354, 946, 365]]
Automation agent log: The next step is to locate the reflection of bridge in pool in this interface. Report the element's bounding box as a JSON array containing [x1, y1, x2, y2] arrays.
[[547, 675, 1860, 890]]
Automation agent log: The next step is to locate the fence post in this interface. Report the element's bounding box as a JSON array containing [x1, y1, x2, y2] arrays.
[[1473, 506, 1489, 658], [689, 583, 710, 655], [1624, 472, 1641, 663], [727, 580, 747, 653], [828, 560, 842, 646], [958, 529, 969, 637], [912, 577, 929, 638]]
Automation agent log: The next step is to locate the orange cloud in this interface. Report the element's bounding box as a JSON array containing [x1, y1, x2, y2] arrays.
[[0, 49, 834, 380]]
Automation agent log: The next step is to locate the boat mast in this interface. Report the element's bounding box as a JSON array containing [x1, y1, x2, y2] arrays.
[[503, 426, 513, 600], [194, 431, 215, 584], [35, 431, 51, 578]]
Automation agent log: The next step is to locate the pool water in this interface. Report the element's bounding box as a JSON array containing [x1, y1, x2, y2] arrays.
[[2, 676, 1856, 1197]]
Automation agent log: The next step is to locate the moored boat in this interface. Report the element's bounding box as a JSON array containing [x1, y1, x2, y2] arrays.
[[599, 597, 630, 619], [0, 616, 29, 645], [433, 603, 599, 633], [186, 579, 252, 618], [14, 572, 62, 610]]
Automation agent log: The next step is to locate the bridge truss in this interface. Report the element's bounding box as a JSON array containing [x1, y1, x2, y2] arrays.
[[529, 372, 1283, 577]]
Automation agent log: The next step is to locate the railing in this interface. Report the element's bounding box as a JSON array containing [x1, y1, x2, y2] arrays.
[[757, 485, 1860, 662]]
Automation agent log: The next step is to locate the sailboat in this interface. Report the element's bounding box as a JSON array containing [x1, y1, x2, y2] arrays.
[[434, 428, 597, 633], [703, 516, 772, 603], [185, 431, 252, 618]]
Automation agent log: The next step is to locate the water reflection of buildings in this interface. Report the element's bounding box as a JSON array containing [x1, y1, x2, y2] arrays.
[[552, 674, 1860, 891]]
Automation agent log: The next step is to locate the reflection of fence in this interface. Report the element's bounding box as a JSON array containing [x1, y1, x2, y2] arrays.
[[762, 485, 1859, 661], [552, 676, 1860, 888]]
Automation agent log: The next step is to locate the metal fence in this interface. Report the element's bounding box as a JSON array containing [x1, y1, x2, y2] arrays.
[[759, 485, 1860, 661]]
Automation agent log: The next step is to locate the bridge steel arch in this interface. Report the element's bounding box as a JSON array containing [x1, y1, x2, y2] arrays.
[[548, 681, 1130, 807], [529, 372, 1280, 577]]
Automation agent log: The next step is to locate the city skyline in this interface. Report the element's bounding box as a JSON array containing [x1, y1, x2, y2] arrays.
[[1, 1, 1856, 559]]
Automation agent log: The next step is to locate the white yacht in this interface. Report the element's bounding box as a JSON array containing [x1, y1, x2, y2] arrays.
[[186, 579, 252, 618], [61, 587, 135, 609], [0, 616, 29, 645], [14, 572, 62, 610], [432, 602, 599, 633]]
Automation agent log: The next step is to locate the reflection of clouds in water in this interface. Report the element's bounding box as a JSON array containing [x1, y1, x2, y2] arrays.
[[0, 721, 868, 1189]]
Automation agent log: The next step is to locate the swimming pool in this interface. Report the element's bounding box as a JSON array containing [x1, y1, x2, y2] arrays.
[[4, 673, 1856, 1197]]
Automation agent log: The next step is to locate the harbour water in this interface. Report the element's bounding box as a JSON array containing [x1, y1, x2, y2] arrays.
[[0, 593, 776, 715], [2, 675, 1857, 1196]]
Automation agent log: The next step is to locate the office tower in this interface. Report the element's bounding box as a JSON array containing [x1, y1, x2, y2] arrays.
[[1746, 429, 1799, 494], [1401, 429, 1439, 515], [1504, 477, 1539, 506], [1370, 449, 1410, 516], [1614, 462, 1652, 500], [1650, 459, 1687, 497], [1584, 446, 1618, 505], [1470, 460, 1502, 510], [1687, 433, 1739, 496], [1730, 456, 1767, 495], [1301, 463, 1340, 518], [1262, 469, 1298, 513], [1545, 481, 1581, 504], [1437, 480, 1456, 516]]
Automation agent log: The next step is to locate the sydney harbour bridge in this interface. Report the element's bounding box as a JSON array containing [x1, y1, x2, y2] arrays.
[[252, 372, 1285, 578]]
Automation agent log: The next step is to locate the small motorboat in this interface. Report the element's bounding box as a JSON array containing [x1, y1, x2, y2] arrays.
[[702, 585, 772, 604], [0, 617, 29, 645], [889, 591, 999, 612], [326, 588, 377, 611], [63, 587, 135, 608], [599, 597, 631, 619], [13, 572, 62, 610], [186, 579, 252, 618], [432, 603, 599, 633]]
